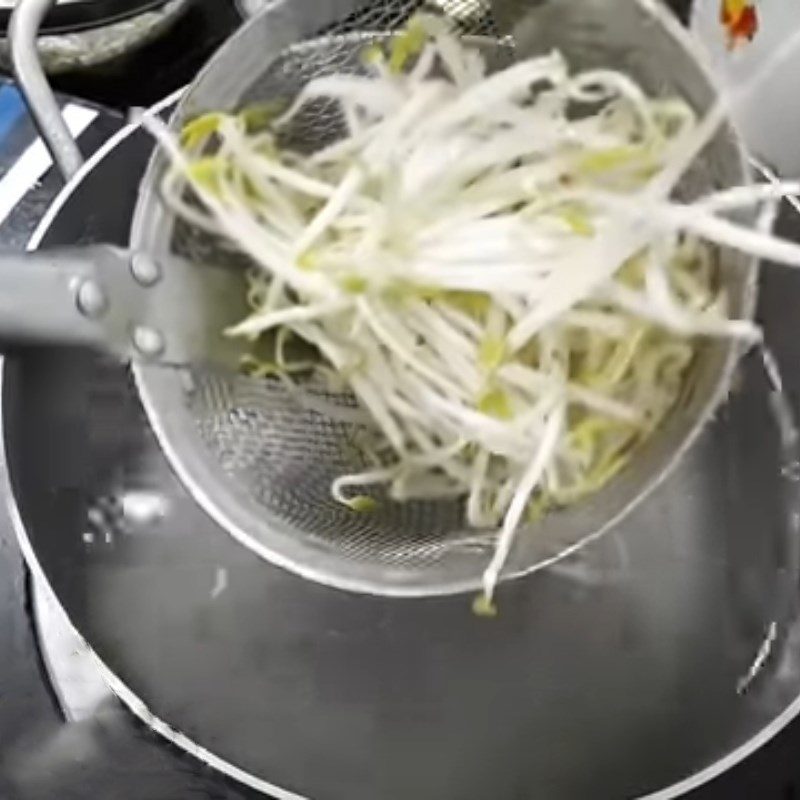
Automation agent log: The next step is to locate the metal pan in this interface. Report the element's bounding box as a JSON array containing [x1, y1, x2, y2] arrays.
[[4, 110, 800, 799], [4, 1, 800, 795], [0, 0, 172, 35]]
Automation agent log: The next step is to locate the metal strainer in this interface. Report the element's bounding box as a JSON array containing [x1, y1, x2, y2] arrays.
[[131, 0, 754, 596], [9, 0, 754, 595]]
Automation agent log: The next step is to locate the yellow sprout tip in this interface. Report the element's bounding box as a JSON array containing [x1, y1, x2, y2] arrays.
[[347, 496, 378, 513], [478, 388, 513, 420], [472, 594, 498, 618]]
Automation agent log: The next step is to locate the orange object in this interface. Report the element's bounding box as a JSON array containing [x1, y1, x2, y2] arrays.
[[720, 0, 759, 49]]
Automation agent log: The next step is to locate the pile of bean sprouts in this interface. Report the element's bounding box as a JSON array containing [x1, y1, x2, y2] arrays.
[[149, 14, 800, 609]]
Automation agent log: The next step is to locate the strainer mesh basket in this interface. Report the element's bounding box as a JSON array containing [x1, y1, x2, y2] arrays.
[[134, 0, 754, 596]]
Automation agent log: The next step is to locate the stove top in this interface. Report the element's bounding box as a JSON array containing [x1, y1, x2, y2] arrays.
[[0, 1, 798, 797]]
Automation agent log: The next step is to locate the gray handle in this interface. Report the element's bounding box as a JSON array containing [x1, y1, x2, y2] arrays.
[[0, 245, 255, 370], [10, 0, 84, 181], [0, 245, 159, 358]]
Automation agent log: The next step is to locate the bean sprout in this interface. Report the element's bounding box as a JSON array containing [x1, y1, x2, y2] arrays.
[[147, 14, 800, 609]]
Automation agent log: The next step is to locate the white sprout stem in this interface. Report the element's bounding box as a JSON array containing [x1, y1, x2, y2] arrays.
[[227, 299, 351, 338], [332, 468, 398, 503], [699, 182, 800, 212], [293, 166, 364, 256], [482, 402, 565, 601]]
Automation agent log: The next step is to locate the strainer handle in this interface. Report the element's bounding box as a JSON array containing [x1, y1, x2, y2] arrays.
[[0, 245, 143, 354], [10, 0, 84, 181], [0, 245, 253, 369]]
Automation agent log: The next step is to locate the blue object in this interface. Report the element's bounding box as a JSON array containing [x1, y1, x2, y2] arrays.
[[0, 84, 26, 144]]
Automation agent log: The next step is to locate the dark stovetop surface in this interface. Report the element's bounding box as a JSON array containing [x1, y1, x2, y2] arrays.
[[43, 0, 242, 109], [0, 0, 798, 797]]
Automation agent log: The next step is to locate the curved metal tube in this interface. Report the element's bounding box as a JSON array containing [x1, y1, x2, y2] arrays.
[[10, 0, 84, 180]]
